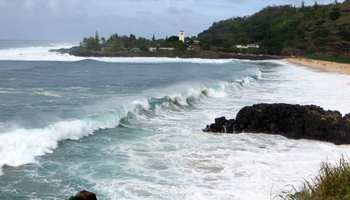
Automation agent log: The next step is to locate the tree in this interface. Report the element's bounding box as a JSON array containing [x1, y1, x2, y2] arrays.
[[129, 34, 136, 42], [101, 37, 106, 44], [200, 42, 211, 51], [95, 31, 100, 44], [175, 42, 187, 51], [137, 42, 148, 51], [167, 36, 179, 43], [152, 34, 155, 41]]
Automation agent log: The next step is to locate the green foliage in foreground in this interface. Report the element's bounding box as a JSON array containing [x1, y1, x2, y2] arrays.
[[276, 157, 350, 200], [67, 195, 82, 200], [306, 53, 350, 64]]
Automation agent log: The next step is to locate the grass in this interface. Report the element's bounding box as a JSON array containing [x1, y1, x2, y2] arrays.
[[276, 157, 350, 200], [306, 53, 350, 64]]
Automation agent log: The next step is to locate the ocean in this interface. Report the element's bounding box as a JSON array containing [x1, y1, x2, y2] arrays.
[[0, 40, 349, 200]]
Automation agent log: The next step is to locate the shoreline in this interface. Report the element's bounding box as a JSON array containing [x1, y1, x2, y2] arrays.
[[50, 48, 288, 61], [51, 48, 350, 76], [284, 57, 350, 76]]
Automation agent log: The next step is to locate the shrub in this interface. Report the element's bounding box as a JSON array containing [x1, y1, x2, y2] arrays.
[[316, 38, 328, 46], [67, 195, 82, 200], [329, 10, 340, 20], [285, 40, 294, 46], [307, 47, 315, 54], [315, 19, 325, 26], [311, 28, 330, 39], [297, 44, 307, 49], [277, 157, 350, 200], [339, 28, 350, 41]]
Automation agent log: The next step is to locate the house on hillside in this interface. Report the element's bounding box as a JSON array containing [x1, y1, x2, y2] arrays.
[[234, 45, 245, 48], [148, 47, 157, 52], [131, 48, 141, 52], [247, 44, 260, 48], [159, 47, 175, 51], [234, 44, 260, 49]]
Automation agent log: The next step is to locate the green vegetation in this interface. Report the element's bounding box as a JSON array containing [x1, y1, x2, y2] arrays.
[[75, 31, 201, 57], [276, 157, 350, 200], [67, 195, 82, 200], [198, 1, 350, 57], [307, 53, 350, 64], [339, 27, 350, 41], [329, 9, 341, 20]]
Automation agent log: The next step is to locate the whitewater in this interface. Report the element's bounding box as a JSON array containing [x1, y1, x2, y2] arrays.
[[0, 40, 349, 199]]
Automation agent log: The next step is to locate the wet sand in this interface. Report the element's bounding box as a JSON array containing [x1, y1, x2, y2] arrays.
[[284, 57, 350, 75]]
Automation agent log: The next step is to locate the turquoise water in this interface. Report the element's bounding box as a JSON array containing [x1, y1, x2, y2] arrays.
[[0, 41, 350, 199]]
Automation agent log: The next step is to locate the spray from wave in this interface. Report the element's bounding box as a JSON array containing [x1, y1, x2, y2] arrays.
[[0, 79, 239, 176], [0, 42, 238, 64]]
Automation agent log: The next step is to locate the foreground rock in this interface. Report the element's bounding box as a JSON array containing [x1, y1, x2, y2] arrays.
[[203, 103, 350, 144], [68, 190, 97, 200]]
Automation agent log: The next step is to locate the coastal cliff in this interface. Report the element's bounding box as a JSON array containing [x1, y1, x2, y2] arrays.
[[203, 103, 350, 144]]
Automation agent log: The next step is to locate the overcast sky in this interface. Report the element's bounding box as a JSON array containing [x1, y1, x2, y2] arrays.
[[0, 0, 344, 41]]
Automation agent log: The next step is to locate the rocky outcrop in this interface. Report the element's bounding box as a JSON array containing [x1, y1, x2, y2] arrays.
[[203, 103, 350, 144], [69, 190, 97, 200]]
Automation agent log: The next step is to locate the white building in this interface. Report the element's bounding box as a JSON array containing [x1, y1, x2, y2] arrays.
[[179, 30, 185, 42], [131, 47, 141, 52], [159, 47, 175, 51], [247, 44, 260, 48], [148, 47, 157, 52], [234, 44, 259, 49]]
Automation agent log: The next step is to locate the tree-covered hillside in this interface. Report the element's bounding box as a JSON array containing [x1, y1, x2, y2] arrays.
[[198, 1, 350, 56]]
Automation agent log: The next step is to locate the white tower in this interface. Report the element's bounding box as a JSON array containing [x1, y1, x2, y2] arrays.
[[179, 30, 185, 42]]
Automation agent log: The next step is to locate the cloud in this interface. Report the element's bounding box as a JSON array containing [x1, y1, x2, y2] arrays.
[[181, 7, 193, 14], [168, 7, 194, 14], [47, 0, 62, 19], [168, 7, 181, 14]]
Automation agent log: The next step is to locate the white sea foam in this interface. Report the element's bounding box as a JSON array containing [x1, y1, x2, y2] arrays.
[[0, 100, 135, 175], [1, 56, 350, 199], [96, 57, 234, 64], [0, 43, 81, 61], [0, 44, 236, 64], [268, 61, 350, 114], [0, 82, 228, 176], [92, 130, 349, 200]]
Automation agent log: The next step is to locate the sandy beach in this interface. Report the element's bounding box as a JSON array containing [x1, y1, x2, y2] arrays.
[[284, 57, 350, 76]]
